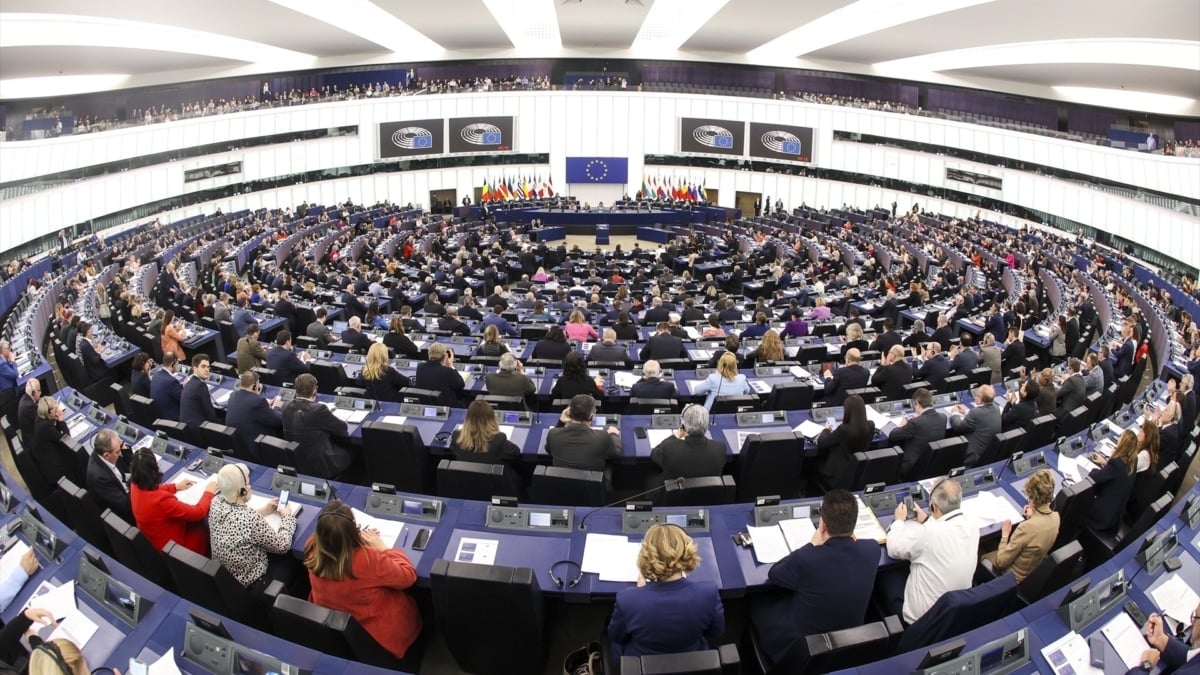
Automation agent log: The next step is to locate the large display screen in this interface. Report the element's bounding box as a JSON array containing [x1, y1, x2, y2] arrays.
[[378, 119, 444, 158], [748, 122, 814, 162], [679, 117, 745, 156], [448, 116, 514, 153]]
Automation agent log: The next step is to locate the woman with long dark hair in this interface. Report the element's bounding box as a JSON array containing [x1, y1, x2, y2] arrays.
[[816, 395, 876, 489]]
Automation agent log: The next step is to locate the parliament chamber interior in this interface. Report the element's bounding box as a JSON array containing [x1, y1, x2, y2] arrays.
[[0, 2, 1198, 674]]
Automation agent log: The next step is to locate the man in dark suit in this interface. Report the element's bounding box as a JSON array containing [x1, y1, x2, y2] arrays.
[[76, 321, 113, 384], [306, 307, 334, 347], [889, 388, 948, 479], [947, 335, 979, 377], [438, 307, 472, 337], [282, 374, 354, 480], [1139, 607, 1200, 674], [1001, 379, 1040, 432], [225, 371, 284, 455], [339, 316, 375, 352], [86, 428, 133, 524], [872, 345, 915, 401], [868, 317, 902, 354], [649, 403, 726, 479], [1112, 325, 1136, 379], [640, 323, 686, 362], [984, 305, 1007, 344], [1055, 358, 1087, 417], [1064, 311, 1080, 356], [340, 283, 368, 322], [180, 354, 220, 430], [630, 361, 678, 399], [587, 329, 632, 368], [679, 299, 705, 324], [1097, 345, 1115, 392], [949, 384, 1002, 466], [642, 297, 671, 326], [822, 348, 869, 407], [1001, 326, 1026, 377], [273, 290, 297, 333], [914, 343, 952, 390], [545, 395, 621, 473], [265, 331, 311, 384], [414, 343, 466, 407], [150, 351, 184, 421], [749, 489, 880, 666]]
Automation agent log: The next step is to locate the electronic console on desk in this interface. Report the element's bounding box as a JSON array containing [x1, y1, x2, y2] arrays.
[[487, 498, 573, 531], [860, 484, 925, 517], [183, 622, 302, 675], [494, 410, 533, 425], [270, 467, 334, 503], [753, 496, 817, 527], [621, 503, 708, 534], [736, 410, 788, 426], [148, 434, 187, 461], [945, 466, 998, 496], [400, 403, 450, 419], [77, 553, 153, 627], [365, 483, 443, 521], [343, 353, 364, 364], [333, 396, 376, 411], [650, 414, 681, 429], [1010, 450, 1047, 476]]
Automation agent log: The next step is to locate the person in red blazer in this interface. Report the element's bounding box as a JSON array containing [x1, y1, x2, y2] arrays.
[[129, 449, 217, 555], [304, 501, 422, 661]]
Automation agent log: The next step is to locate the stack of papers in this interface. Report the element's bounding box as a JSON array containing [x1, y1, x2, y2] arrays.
[[960, 490, 1025, 528], [1040, 631, 1093, 675], [690, 349, 714, 360], [172, 473, 217, 506], [378, 415, 408, 426], [864, 406, 902, 430], [350, 507, 405, 548], [853, 496, 888, 543], [332, 408, 369, 424], [613, 371, 640, 388], [747, 516, 817, 564], [793, 420, 826, 440], [1149, 574, 1200, 627], [66, 416, 93, 439], [454, 538, 499, 566], [25, 580, 100, 648], [145, 648, 184, 675], [246, 494, 303, 533], [1100, 612, 1149, 669], [581, 533, 642, 581]]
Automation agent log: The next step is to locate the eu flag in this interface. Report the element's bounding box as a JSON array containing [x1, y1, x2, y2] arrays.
[[565, 157, 629, 184]]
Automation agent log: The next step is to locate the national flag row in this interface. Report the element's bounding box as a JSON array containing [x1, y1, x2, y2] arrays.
[[481, 176, 556, 201], [638, 176, 708, 202]]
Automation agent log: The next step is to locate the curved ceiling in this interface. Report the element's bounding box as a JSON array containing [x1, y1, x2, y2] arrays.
[[0, 0, 1197, 115]]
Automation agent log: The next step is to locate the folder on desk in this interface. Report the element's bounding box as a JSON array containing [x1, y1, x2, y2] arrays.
[[747, 516, 817, 564]]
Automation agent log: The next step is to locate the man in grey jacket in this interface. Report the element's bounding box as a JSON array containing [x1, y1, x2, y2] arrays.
[[950, 384, 1001, 467]]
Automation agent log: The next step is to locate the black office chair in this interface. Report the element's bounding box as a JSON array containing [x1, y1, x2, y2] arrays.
[[967, 367, 992, 388], [661, 476, 736, 506], [895, 574, 1019, 653], [128, 394, 158, 428], [626, 398, 680, 414], [199, 421, 257, 463], [1052, 476, 1096, 549], [620, 645, 741, 675], [162, 541, 271, 630], [360, 420, 434, 495], [736, 432, 804, 501], [750, 619, 895, 675], [210, 361, 236, 379], [980, 539, 1085, 605], [309, 360, 346, 395], [479, 394, 527, 411], [11, 436, 54, 502], [711, 395, 758, 414], [1057, 406, 1090, 439], [920, 436, 968, 479], [993, 428, 1027, 462], [271, 594, 413, 670], [398, 387, 444, 405], [431, 559, 547, 675], [530, 465, 606, 507], [1023, 414, 1058, 452], [903, 381, 932, 397], [110, 383, 130, 418], [56, 477, 113, 555], [849, 447, 902, 491], [764, 382, 814, 411], [940, 374, 970, 394], [252, 366, 283, 387], [153, 418, 201, 447], [796, 344, 827, 365], [845, 386, 883, 404], [100, 510, 175, 591], [1126, 462, 1173, 523], [436, 459, 522, 501], [1080, 492, 1171, 565], [1083, 391, 1105, 425], [255, 434, 298, 469]]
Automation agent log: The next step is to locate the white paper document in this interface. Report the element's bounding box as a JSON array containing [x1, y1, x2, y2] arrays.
[[613, 371, 640, 388], [1056, 454, 1085, 484], [1040, 631, 1100, 675], [747, 525, 791, 564], [332, 408, 369, 425], [66, 417, 93, 439], [1149, 574, 1200, 627], [734, 431, 757, 451], [25, 580, 77, 620], [148, 648, 184, 675], [690, 349, 714, 360], [172, 472, 216, 506], [379, 415, 409, 426], [793, 420, 826, 439], [1100, 612, 1150, 669], [778, 517, 817, 551], [581, 533, 641, 582], [748, 380, 772, 394], [853, 496, 888, 543], [48, 609, 99, 648], [960, 490, 1025, 529], [454, 537, 498, 566], [247, 494, 303, 533], [645, 429, 674, 447], [350, 507, 405, 549]]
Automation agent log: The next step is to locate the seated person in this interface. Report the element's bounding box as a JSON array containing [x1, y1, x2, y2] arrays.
[[607, 524, 724, 661], [340, 316, 375, 352], [266, 330, 311, 384], [650, 403, 726, 479], [0, 547, 37, 611], [546, 394, 621, 472], [209, 463, 302, 592], [225, 370, 284, 453], [750, 489, 880, 666], [532, 324, 572, 361], [305, 500, 422, 662], [32, 396, 84, 488], [883, 478, 978, 624], [450, 399, 521, 468], [948, 384, 1001, 466], [982, 469, 1059, 583], [693, 353, 751, 409], [706, 335, 742, 369], [1001, 378, 1039, 432], [179, 354, 220, 429], [1139, 604, 1200, 672], [130, 352, 152, 399], [551, 352, 606, 400], [358, 342, 411, 402], [587, 328, 632, 367], [822, 347, 869, 407], [236, 322, 266, 374], [630, 360, 677, 399], [129, 448, 216, 555], [746, 329, 785, 366], [816, 394, 875, 490], [282, 373, 354, 480], [86, 428, 133, 524], [484, 353, 535, 398], [414, 343, 466, 407], [475, 324, 509, 358], [383, 317, 420, 357]]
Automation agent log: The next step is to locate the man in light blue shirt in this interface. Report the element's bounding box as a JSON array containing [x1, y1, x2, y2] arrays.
[[0, 546, 38, 611]]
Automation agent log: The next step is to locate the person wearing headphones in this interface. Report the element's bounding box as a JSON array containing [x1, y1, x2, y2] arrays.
[[607, 523, 724, 662], [305, 500, 422, 663], [27, 635, 118, 675], [208, 463, 302, 595]]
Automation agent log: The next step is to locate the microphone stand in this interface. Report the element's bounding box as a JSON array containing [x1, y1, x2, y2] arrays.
[[577, 477, 685, 530]]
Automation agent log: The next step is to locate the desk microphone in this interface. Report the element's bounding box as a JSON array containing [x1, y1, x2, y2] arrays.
[[577, 477, 685, 531]]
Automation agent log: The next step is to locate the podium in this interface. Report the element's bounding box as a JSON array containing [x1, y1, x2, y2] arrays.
[[596, 224, 610, 246]]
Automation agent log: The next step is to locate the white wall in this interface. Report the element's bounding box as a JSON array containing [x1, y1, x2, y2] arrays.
[[1, 91, 1197, 270]]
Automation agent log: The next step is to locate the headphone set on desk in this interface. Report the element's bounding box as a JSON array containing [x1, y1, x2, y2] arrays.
[[434, 431, 452, 445], [548, 559, 583, 589]]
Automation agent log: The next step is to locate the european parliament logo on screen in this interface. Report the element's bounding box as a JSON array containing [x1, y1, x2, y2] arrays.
[[679, 117, 745, 156], [378, 119, 444, 158], [448, 116, 514, 153], [748, 122, 814, 162], [565, 157, 629, 184]]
